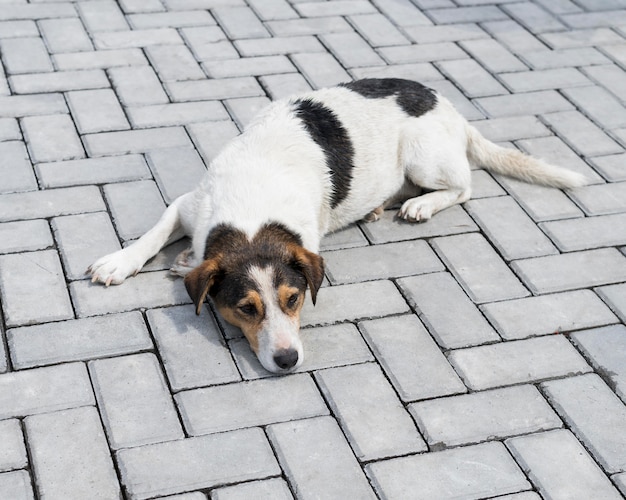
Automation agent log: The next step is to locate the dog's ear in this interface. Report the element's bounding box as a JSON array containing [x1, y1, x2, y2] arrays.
[[290, 245, 324, 305], [184, 258, 222, 315]]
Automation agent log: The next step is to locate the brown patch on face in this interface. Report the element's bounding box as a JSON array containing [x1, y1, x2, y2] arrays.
[[278, 284, 304, 321]]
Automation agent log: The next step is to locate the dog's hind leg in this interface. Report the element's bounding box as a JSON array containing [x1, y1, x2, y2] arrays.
[[88, 191, 195, 286]]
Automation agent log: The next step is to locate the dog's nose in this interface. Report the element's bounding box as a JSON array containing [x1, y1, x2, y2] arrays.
[[273, 349, 299, 370]]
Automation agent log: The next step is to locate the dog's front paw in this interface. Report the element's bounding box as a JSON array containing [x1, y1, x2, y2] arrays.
[[398, 198, 433, 222], [87, 249, 143, 286]]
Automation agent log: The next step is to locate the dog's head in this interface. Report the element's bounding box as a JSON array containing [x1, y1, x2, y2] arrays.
[[184, 223, 324, 373]]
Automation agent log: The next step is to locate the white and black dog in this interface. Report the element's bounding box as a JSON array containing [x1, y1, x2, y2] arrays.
[[88, 78, 586, 373]]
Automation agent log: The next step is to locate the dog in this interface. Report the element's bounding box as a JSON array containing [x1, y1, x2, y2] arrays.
[[88, 78, 586, 373]]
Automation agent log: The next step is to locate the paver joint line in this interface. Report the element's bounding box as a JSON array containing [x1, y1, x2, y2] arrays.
[[0, 1, 625, 500]]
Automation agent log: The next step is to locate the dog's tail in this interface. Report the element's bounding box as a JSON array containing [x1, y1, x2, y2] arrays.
[[465, 124, 587, 189]]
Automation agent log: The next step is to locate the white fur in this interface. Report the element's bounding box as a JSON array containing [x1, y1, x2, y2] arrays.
[[88, 82, 587, 371]]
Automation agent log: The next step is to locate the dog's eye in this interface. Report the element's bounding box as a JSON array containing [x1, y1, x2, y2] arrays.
[[238, 303, 257, 316], [287, 293, 299, 308]]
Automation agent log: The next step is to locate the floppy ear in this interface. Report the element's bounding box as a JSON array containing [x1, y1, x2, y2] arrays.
[[290, 246, 325, 305], [183, 258, 222, 315]]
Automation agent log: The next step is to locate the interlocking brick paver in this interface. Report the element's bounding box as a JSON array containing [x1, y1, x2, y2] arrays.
[[117, 428, 280, 499], [410, 385, 561, 449], [25, 406, 121, 499], [0, 362, 93, 419], [359, 315, 466, 401], [2, 1, 626, 497], [366, 442, 531, 500], [506, 429, 623, 500], [268, 416, 376, 499], [8, 312, 152, 369], [0, 418, 27, 472], [542, 373, 626, 474], [449, 335, 591, 390], [480, 289, 618, 340], [315, 363, 426, 461]]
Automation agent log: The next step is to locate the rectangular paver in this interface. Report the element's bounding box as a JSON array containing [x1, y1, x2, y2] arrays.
[[540, 213, 626, 251], [268, 416, 376, 499], [117, 428, 280, 499], [366, 442, 531, 500], [25, 406, 121, 499], [67, 88, 130, 134], [0, 418, 27, 472], [0, 471, 34, 500], [409, 385, 561, 448], [315, 363, 426, 461], [448, 335, 591, 390], [0, 141, 36, 194], [22, 114, 84, 163]]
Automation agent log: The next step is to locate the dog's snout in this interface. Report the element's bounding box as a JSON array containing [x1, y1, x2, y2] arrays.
[[273, 349, 299, 370]]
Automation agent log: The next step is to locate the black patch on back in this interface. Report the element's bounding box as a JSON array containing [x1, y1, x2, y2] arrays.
[[292, 98, 355, 209], [340, 78, 437, 118]]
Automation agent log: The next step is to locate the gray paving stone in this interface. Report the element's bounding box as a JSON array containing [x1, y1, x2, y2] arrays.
[[0, 94, 67, 118], [247, 0, 298, 20], [25, 406, 121, 499], [597, 283, 626, 323], [465, 196, 558, 260], [541, 27, 623, 48], [108, 65, 169, 106], [8, 312, 152, 369], [320, 224, 368, 251], [119, 0, 167, 13], [204, 56, 295, 79], [229, 323, 374, 380], [146, 148, 206, 204], [349, 13, 410, 46], [499, 67, 590, 92], [291, 52, 351, 89], [211, 478, 293, 500], [0, 471, 33, 500], [398, 272, 499, 349], [0, 118, 21, 141], [475, 90, 574, 118], [563, 85, 626, 129], [39, 17, 94, 53], [450, 334, 591, 390], [36, 155, 151, 188], [183, 39, 239, 62], [379, 42, 466, 64], [614, 473, 626, 497], [85, 127, 191, 157], [146, 306, 240, 390], [0, 21, 38, 39], [177, 373, 328, 435], [266, 16, 352, 37], [300, 280, 410, 327], [0, 250, 74, 327], [71, 270, 190, 317], [513, 248, 626, 294], [77, 0, 130, 32], [429, 5, 508, 24], [366, 442, 531, 500], [323, 240, 443, 285], [0, 362, 94, 419], [103, 180, 166, 241], [316, 363, 426, 461], [187, 120, 240, 164], [501, 1, 566, 33], [268, 416, 376, 499], [129, 10, 216, 29], [359, 314, 466, 401], [0, 418, 27, 472], [540, 213, 626, 251], [405, 22, 488, 44], [213, 6, 270, 39], [89, 353, 184, 449], [22, 114, 84, 163], [53, 48, 148, 70], [360, 205, 478, 244], [430, 79, 485, 120], [496, 176, 584, 222], [522, 47, 611, 70], [351, 61, 443, 82], [67, 88, 130, 134], [583, 64, 626, 103], [52, 212, 121, 281], [0, 220, 52, 254], [117, 428, 280, 499], [438, 58, 508, 97], [372, 0, 432, 26], [432, 233, 530, 303], [481, 289, 618, 340], [127, 101, 228, 129], [589, 153, 626, 182], [235, 35, 323, 56], [568, 182, 626, 216], [295, 0, 376, 17], [0, 3, 77, 22], [0, 141, 36, 194], [166, 77, 264, 102], [543, 110, 623, 157], [471, 116, 551, 143], [320, 31, 385, 68], [571, 325, 626, 402], [0, 186, 105, 223], [146, 44, 205, 81], [460, 38, 528, 73], [0, 37, 53, 74], [10, 69, 109, 94], [506, 429, 623, 500], [410, 385, 561, 449], [471, 170, 507, 198], [542, 373, 626, 474]]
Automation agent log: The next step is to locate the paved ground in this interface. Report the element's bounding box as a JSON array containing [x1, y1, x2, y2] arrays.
[[0, 0, 626, 499]]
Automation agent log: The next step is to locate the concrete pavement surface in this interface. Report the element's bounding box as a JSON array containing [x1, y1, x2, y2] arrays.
[[0, 0, 626, 498]]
